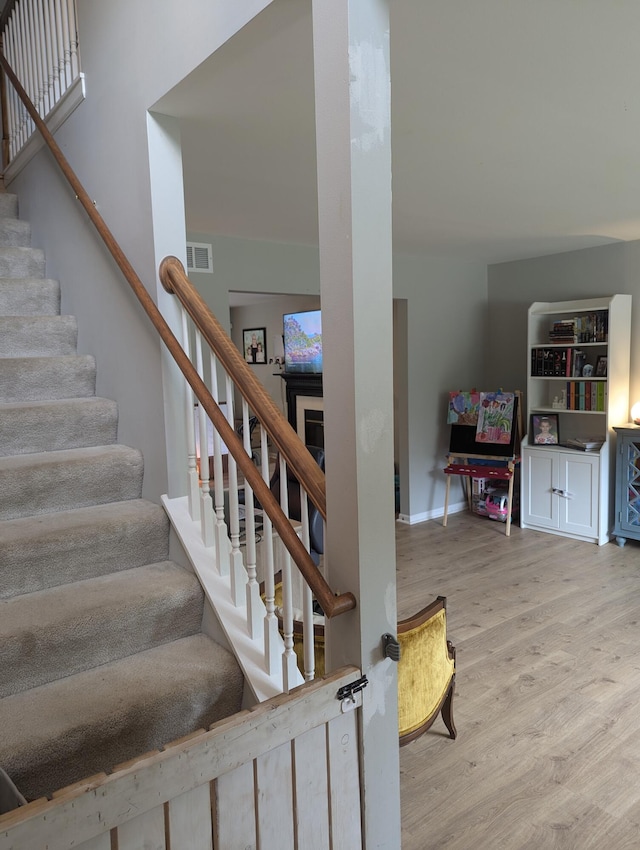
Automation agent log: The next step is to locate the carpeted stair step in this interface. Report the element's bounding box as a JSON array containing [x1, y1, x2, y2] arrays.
[[0, 278, 60, 315], [0, 193, 18, 218], [0, 217, 31, 248], [0, 397, 118, 456], [0, 561, 206, 698], [0, 246, 45, 278], [0, 444, 144, 520], [0, 633, 244, 800], [0, 315, 77, 356], [0, 354, 96, 401], [0, 500, 171, 599]]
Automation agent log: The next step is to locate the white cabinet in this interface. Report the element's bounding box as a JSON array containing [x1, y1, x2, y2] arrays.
[[521, 295, 631, 545], [521, 447, 600, 542]]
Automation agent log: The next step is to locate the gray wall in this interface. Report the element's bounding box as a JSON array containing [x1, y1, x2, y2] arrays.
[[229, 294, 321, 415], [189, 229, 488, 520], [487, 240, 640, 424], [393, 252, 488, 520], [7, 0, 272, 502]]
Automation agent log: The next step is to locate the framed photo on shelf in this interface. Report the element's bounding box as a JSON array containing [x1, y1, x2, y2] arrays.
[[531, 413, 559, 446], [243, 327, 267, 364], [595, 355, 607, 377]]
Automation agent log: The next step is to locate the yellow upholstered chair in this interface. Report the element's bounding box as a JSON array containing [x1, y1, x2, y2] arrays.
[[266, 584, 456, 745], [397, 596, 456, 745]]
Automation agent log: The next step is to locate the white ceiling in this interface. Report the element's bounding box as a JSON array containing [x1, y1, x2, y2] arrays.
[[155, 0, 640, 266]]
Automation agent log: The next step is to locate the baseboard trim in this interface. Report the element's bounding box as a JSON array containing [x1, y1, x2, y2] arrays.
[[396, 501, 467, 525]]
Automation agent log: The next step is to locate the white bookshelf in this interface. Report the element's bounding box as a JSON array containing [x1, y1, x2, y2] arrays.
[[521, 295, 631, 545]]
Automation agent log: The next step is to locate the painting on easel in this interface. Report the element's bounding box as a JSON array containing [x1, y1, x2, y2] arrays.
[[475, 391, 515, 445], [447, 390, 481, 425]]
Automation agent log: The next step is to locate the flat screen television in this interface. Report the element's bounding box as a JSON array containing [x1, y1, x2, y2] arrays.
[[283, 309, 322, 374]]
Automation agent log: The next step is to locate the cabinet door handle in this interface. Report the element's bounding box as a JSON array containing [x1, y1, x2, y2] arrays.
[[552, 488, 574, 499]]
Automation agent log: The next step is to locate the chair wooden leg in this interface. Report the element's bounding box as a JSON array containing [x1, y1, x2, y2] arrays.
[[441, 676, 457, 740]]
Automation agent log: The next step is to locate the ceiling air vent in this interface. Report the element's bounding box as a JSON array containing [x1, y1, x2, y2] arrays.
[[186, 241, 213, 274]]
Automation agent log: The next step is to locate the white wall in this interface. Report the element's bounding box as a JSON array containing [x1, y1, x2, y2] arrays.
[[487, 240, 640, 421]]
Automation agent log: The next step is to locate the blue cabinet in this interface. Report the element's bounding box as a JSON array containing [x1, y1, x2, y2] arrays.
[[613, 426, 640, 546]]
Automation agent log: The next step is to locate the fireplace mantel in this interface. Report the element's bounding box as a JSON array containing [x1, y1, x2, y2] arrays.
[[279, 373, 323, 431], [278, 373, 323, 448]]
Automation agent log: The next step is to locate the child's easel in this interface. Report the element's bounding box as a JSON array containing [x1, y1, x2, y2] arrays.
[[442, 391, 523, 537]]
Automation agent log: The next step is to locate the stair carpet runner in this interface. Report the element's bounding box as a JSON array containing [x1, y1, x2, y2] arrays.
[[0, 193, 243, 803]]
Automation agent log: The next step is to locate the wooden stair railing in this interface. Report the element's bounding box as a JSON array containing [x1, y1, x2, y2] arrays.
[[0, 49, 356, 622]]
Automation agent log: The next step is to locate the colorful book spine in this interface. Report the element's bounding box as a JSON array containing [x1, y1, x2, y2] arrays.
[[578, 383, 586, 410]]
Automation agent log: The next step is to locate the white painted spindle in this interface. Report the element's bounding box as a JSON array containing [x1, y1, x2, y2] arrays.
[[242, 401, 262, 640], [180, 309, 200, 522], [261, 427, 280, 675], [300, 490, 316, 681], [194, 330, 214, 548], [209, 352, 229, 577], [278, 456, 298, 693], [225, 375, 246, 606]]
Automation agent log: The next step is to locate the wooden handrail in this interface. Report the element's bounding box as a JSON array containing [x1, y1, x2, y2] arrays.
[[0, 50, 355, 619], [159, 256, 326, 517]]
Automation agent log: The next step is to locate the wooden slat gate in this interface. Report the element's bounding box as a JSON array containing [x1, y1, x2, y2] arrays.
[[0, 667, 364, 850]]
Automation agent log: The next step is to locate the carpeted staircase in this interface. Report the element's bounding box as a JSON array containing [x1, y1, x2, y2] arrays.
[[0, 193, 244, 802]]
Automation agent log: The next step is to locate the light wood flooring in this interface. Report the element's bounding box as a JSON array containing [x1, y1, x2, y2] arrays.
[[396, 512, 640, 849]]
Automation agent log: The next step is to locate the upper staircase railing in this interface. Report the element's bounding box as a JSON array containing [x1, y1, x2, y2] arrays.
[[0, 0, 81, 165], [0, 42, 356, 697]]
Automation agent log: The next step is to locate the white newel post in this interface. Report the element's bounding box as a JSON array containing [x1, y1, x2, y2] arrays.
[[312, 1, 401, 846]]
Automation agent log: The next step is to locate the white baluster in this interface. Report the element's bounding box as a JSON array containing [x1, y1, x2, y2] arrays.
[[65, 0, 79, 80], [59, 0, 72, 87], [225, 376, 246, 605], [180, 309, 200, 521], [261, 427, 280, 675], [209, 352, 229, 576], [279, 456, 298, 693], [17, 4, 32, 147], [242, 401, 262, 640], [44, 0, 59, 107], [5, 22, 18, 156], [26, 0, 41, 110], [194, 330, 214, 548], [32, 0, 48, 115], [300, 490, 315, 682], [53, 0, 66, 93]]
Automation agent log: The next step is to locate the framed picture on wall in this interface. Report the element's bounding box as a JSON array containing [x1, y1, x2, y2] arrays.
[[243, 327, 267, 364]]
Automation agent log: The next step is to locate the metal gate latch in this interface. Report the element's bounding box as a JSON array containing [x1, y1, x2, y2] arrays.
[[337, 675, 368, 712]]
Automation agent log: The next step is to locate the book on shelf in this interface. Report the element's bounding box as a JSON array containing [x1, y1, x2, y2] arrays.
[[563, 380, 607, 411], [548, 311, 608, 344], [564, 437, 604, 452]]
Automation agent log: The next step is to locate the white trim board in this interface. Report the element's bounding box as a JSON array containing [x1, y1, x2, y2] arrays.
[[4, 74, 86, 184], [397, 500, 467, 525]]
